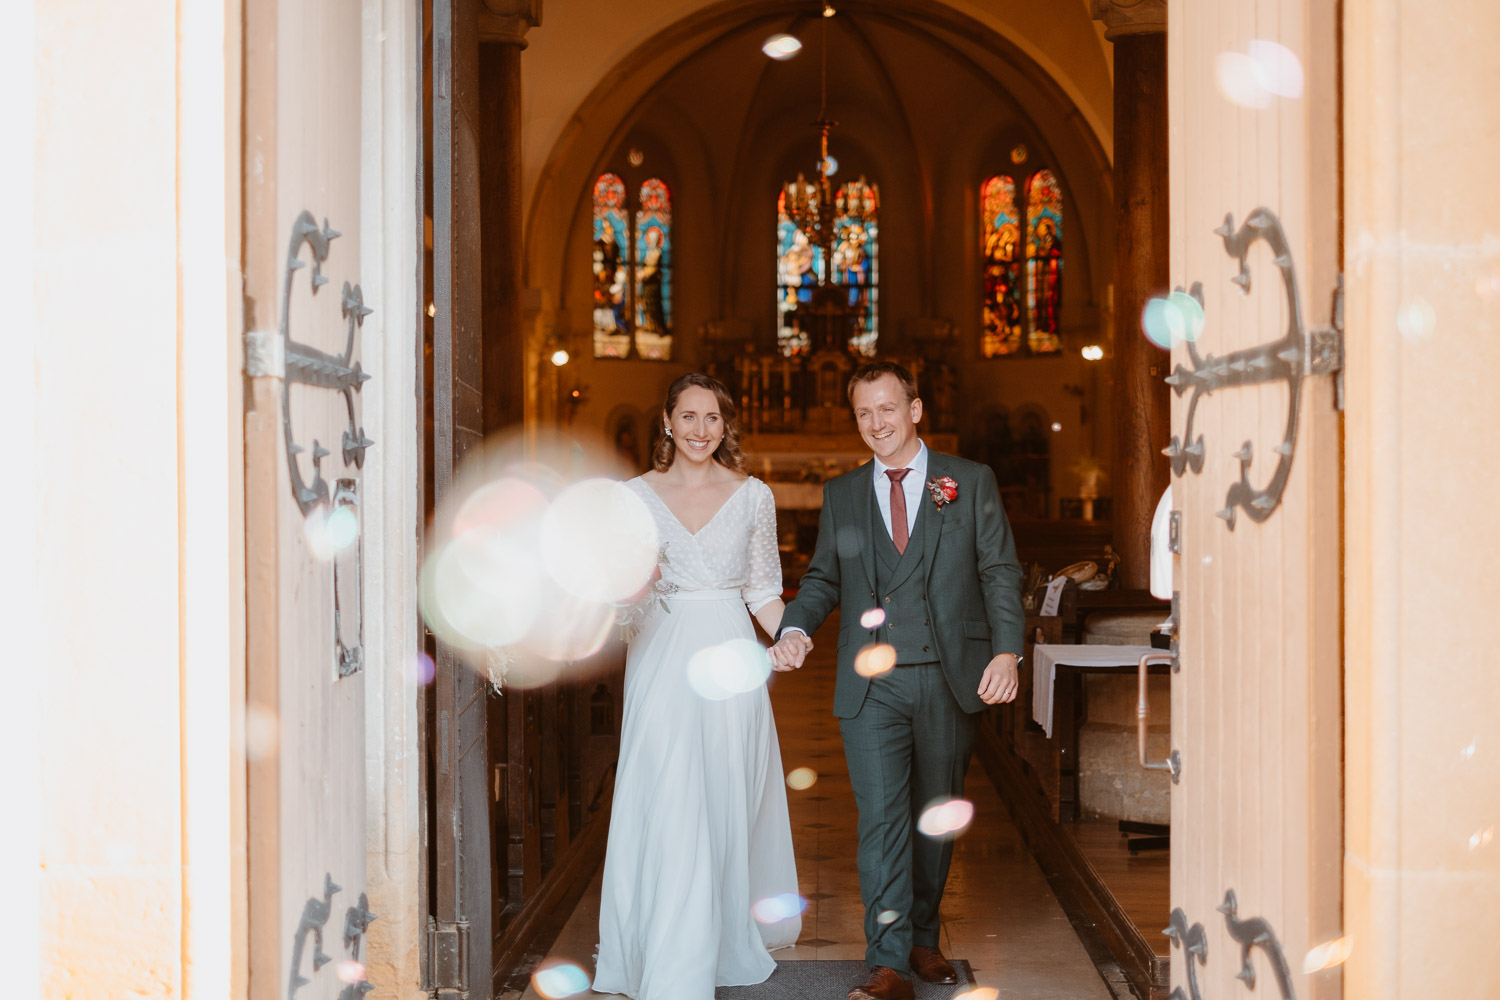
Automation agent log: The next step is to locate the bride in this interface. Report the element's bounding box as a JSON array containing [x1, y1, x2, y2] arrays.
[[593, 373, 802, 999]]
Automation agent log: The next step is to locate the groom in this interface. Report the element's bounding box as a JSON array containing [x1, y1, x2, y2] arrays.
[[770, 361, 1024, 1000]]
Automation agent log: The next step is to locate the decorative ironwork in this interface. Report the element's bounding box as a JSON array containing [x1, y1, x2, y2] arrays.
[[337, 889, 379, 997], [265, 209, 374, 678], [343, 890, 378, 958], [1164, 893, 1297, 999], [1165, 907, 1208, 1000], [1219, 889, 1296, 998], [1163, 207, 1342, 529], [278, 210, 375, 517], [288, 873, 340, 998], [333, 479, 364, 677]]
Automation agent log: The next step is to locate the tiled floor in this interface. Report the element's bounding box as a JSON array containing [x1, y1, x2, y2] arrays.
[[521, 618, 1113, 998]]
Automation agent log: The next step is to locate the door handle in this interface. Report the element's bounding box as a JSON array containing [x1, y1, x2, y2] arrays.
[[1137, 652, 1181, 782]]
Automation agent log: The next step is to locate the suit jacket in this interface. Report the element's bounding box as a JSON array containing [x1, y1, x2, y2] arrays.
[[779, 449, 1025, 718]]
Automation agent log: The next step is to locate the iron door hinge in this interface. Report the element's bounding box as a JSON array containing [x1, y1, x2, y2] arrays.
[[1315, 272, 1346, 412], [426, 917, 469, 995]]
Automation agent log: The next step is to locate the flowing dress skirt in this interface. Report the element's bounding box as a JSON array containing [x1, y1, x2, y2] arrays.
[[593, 590, 800, 1000]]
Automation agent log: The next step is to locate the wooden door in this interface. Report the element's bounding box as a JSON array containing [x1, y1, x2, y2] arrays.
[[430, 0, 496, 995], [243, 1, 378, 999], [1166, 2, 1343, 998]]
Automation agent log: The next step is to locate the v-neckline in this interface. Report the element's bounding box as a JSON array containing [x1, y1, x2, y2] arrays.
[[639, 476, 752, 538]]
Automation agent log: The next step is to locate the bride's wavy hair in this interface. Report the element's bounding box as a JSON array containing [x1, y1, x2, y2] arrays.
[[652, 372, 748, 475]]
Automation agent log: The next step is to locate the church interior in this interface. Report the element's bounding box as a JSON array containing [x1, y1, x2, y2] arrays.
[[468, 3, 1177, 997], [15, 0, 1500, 998]]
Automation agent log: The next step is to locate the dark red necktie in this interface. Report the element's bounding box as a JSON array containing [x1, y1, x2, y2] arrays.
[[886, 468, 911, 554]]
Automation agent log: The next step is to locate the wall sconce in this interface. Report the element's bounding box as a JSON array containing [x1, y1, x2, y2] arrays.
[[564, 381, 589, 423], [1081, 344, 1104, 361], [550, 348, 570, 367]]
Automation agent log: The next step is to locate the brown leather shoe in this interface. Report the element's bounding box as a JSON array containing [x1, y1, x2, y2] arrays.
[[846, 965, 915, 1000], [909, 945, 959, 984]]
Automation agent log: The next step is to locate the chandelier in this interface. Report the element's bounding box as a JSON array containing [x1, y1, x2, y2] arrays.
[[780, 8, 879, 289]]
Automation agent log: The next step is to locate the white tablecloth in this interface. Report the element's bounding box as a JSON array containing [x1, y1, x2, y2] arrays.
[[1031, 643, 1157, 738]]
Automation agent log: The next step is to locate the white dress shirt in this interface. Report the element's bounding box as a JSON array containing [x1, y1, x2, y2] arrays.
[[780, 441, 929, 643], [872, 440, 929, 542]]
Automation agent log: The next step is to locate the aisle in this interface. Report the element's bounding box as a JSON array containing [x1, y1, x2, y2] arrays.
[[519, 615, 1112, 999]]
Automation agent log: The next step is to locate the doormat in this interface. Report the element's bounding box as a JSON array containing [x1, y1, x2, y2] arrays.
[[716, 960, 977, 998]]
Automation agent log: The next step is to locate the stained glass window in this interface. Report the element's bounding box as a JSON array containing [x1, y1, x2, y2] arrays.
[[632, 179, 673, 360], [777, 183, 820, 357], [775, 180, 878, 357], [835, 180, 879, 357], [1025, 169, 1064, 355], [591, 172, 673, 359], [981, 175, 1024, 357], [592, 173, 630, 358]]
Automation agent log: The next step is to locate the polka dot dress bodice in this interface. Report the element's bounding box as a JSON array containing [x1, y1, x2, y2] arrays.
[[628, 476, 782, 612]]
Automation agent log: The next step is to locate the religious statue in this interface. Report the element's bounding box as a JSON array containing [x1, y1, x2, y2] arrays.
[[593, 220, 626, 335], [1027, 217, 1063, 351], [636, 225, 668, 335]]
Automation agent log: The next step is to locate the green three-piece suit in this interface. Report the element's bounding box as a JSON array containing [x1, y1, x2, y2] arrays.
[[778, 446, 1025, 973]]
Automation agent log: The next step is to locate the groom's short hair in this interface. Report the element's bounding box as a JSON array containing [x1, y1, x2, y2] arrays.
[[847, 361, 918, 406]]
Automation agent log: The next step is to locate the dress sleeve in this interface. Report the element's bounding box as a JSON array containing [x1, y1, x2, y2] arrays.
[[741, 480, 783, 614]]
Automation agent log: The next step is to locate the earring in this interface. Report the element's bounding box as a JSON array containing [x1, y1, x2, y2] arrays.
[[664, 426, 673, 439]]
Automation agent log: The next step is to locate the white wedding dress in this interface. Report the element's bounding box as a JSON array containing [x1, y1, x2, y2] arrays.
[[593, 476, 801, 1000]]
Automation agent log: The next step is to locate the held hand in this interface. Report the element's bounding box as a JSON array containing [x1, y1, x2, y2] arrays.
[[769, 632, 812, 672], [977, 653, 1020, 704]]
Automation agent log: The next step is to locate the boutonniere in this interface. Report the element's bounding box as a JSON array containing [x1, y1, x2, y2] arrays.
[[926, 476, 958, 509]]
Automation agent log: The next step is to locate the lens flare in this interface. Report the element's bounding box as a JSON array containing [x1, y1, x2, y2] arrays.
[[854, 643, 898, 678], [751, 893, 807, 924], [1396, 298, 1436, 340], [877, 909, 899, 925], [688, 639, 773, 700], [541, 479, 659, 603], [762, 33, 803, 60], [1302, 935, 1353, 974], [335, 961, 366, 984], [532, 962, 591, 999], [327, 506, 360, 549], [956, 989, 999, 1000], [1216, 51, 1271, 109], [918, 798, 975, 838], [1142, 298, 1181, 349], [1217, 40, 1304, 108], [1169, 290, 1206, 341], [1247, 39, 1305, 98], [421, 536, 543, 650], [1467, 827, 1494, 850], [1142, 291, 1206, 350], [520, 592, 616, 667], [302, 506, 337, 561], [860, 608, 886, 629], [787, 767, 819, 790], [407, 652, 436, 686], [245, 704, 279, 762], [456, 477, 549, 535]]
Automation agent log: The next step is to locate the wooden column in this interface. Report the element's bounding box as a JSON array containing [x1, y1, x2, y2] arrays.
[[479, 3, 538, 433], [1095, 1, 1170, 589]]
